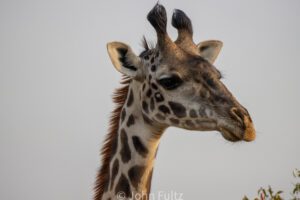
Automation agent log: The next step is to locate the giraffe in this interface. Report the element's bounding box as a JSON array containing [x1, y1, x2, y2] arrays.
[[94, 4, 256, 200]]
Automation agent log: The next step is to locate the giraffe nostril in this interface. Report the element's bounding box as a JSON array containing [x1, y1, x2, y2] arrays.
[[230, 107, 245, 125]]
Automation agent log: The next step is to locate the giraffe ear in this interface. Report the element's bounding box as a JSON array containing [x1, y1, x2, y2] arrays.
[[107, 42, 142, 78], [197, 40, 223, 64]]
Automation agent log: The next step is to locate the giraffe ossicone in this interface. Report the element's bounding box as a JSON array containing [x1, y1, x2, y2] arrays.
[[95, 3, 256, 200]]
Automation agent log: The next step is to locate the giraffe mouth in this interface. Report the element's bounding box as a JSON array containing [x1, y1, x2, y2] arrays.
[[218, 127, 243, 142], [218, 116, 256, 142], [183, 120, 217, 131]]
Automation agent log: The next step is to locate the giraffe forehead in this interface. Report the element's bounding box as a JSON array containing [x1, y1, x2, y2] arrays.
[[153, 58, 214, 81], [140, 47, 220, 85]]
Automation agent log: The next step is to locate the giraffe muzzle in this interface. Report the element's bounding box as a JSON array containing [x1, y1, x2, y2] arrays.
[[229, 107, 256, 142], [243, 116, 256, 142]]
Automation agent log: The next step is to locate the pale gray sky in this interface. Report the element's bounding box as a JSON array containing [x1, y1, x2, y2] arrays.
[[0, 0, 300, 199]]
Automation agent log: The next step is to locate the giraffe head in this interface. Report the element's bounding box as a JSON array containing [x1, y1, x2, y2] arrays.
[[107, 4, 255, 142]]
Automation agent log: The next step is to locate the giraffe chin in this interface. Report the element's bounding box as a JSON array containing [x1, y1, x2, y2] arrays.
[[219, 127, 243, 142]]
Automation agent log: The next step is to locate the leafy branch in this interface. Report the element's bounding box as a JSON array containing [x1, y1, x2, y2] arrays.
[[243, 169, 300, 200]]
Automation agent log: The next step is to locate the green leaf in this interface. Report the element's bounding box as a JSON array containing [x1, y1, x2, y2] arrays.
[[258, 187, 268, 198], [268, 185, 274, 196]]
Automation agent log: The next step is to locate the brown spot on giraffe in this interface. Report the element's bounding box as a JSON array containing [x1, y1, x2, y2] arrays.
[[150, 98, 155, 111], [189, 109, 197, 118], [168, 101, 187, 118], [146, 89, 152, 98], [132, 136, 149, 158], [142, 101, 149, 114], [110, 159, 119, 190], [128, 165, 146, 189], [120, 129, 131, 163], [126, 89, 134, 107], [127, 114, 135, 127], [158, 105, 170, 114], [169, 118, 179, 125], [114, 174, 132, 198], [121, 109, 126, 123]]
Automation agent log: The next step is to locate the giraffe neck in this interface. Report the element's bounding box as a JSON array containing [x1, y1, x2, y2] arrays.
[[102, 82, 165, 200]]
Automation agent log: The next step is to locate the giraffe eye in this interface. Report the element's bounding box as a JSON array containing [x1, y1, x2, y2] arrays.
[[158, 75, 183, 90]]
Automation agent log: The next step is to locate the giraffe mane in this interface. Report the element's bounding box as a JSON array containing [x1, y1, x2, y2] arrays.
[[94, 75, 131, 200]]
